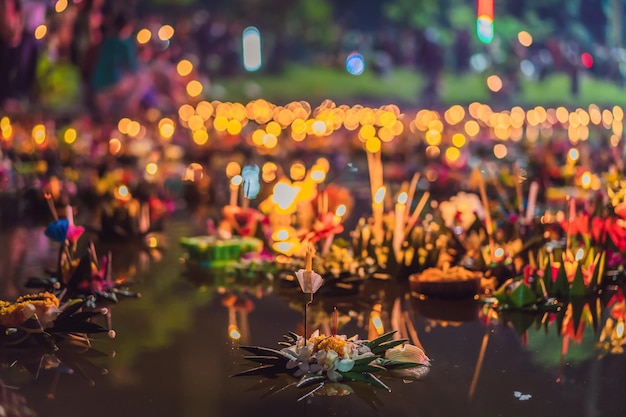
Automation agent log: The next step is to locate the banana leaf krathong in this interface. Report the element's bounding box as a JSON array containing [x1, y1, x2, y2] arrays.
[[232, 330, 430, 399]]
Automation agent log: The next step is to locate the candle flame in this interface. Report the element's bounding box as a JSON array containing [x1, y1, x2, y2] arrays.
[[575, 248, 584, 261], [374, 186, 386, 204], [231, 175, 243, 186], [397, 192, 408, 204], [335, 204, 347, 217]]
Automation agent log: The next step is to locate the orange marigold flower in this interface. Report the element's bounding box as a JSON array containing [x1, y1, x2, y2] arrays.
[[316, 336, 348, 356]]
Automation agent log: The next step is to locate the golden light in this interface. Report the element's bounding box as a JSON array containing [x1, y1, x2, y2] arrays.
[[289, 162, 306, 181], [182, 163, 204, 182], [397, 192, 408, 204], [517, 31, 533, 47], [263, 133, 278, 148], [425, 129, 441, 146], [176, 59, 193, 77], [64, 128, 77, 144], [494, 247, 505, 258], [158, 118, 175, 139], [157, 24, 175, 41], [464, 120, 480, 137], [310, 166, 326, 183], [187, 114, 205, 131], [226, 162, 241, 178], [487, 75, 503, 92], [109, 138, 122, 154], [196, 101, 213, 120], [452, 133, 466, 147], [445, 146, 461, 162], [127, 121, 141, 137], [335, 204, 347, 217], [274, 241, 297, 255], [148, 236, 158, 248], [493, 143, 508, 159], [581, 171, 592, 189], [117, 118, 131, 134], [613, 105, 624, 121], [312, 120, 327, 135], [359, 124, 376, 140], [226, 119, 242, 135], [380, 111, 397, 128], [425, 145, 441, 158], [186, 80, 203, 97], [617, 320, 625, 339], [178, 104, 195, 122], [365, 136, 381, 153], [291, 118, 306, 134], [213, 115, 228, 132], [374, 186, 386, 205], [252, 129, 265, 145], [136, 28, 152, 44], [273, 228, 291, 241], [0, 117, 9, 130], [55, 0, 68, 13], [371, 313, 384, 334], [192, 129, 209, 145], [266, 121, 282, 136], [568, 148, 580, 162], [427, 119, 444, 133], [229, 326, 242, 340], [32, 124, 46, 144], [145, 162, 158, 176], [34, 24, 47, 40], [378, 127, 394, 142], [444, 105, 465, 125], [272, 182, 301, 210], [1, 124, 12, 140]]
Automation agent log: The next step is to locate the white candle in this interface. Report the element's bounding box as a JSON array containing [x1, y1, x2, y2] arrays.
[[393, 192, 407, 260], [230, 175, 242, 206], [525, 181, 539, 224]]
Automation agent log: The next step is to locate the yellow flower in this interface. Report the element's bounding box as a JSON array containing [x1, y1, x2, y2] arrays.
[[316, 336, 348, 356]]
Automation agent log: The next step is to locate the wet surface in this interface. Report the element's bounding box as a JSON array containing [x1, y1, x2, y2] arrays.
[[1, 220, 625, 417]]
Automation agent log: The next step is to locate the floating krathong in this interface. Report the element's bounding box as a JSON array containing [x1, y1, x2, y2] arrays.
[[233, 330, 430, 400]]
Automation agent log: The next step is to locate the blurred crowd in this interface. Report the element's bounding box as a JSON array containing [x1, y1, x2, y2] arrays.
[[2, 0, 626, 120]]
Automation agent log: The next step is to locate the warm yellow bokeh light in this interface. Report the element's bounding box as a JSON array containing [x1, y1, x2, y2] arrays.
[[55, 0, 68, 13], [186, 80, 203, 97], [226, 162, 241, 178], [445, 147, 461, 162], [34, 25, 47, 40], [226, 119, 242, 135], [145, 162, 158, 176], [192, 129, 209, 145], [177, 59, 193, 77], [493, 143, 508, 159], [517, 31, 533, 47], [136, 28, 152, 44], [64, 128, 77, 144], [158, 25, 175, 41], [452, 133, 466, 147], [487, 75, 503, 92], [365, 136, 382, 153]]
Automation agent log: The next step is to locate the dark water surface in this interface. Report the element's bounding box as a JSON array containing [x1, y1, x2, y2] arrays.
[[1, 220, 625, 417]]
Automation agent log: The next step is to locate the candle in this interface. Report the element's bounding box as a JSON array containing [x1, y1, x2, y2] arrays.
[[373, 186, 386, 244], [526, 181, 539, 224], [393, 192, 408, 260], [404, 191, 430, 235], [65, 205, 74, 225], [513, 163, 523, 216], [229, 175, 242, 206], [305, 244, 313, 272], [322, 204, 346, 256]]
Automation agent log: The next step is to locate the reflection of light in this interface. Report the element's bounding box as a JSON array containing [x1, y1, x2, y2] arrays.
[[242, 27, 262, 72], [55, 0, 68, 13], [229, 326, 242, 340], [346, 52, 365, 75], [617, 320, 624, 338]]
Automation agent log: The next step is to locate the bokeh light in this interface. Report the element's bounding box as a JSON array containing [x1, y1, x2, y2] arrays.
[[346, 52, 365, 75]]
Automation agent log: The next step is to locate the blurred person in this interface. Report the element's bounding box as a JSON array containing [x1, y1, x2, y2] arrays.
[[0, 0, 41, 112], [91, 13, 150, 117]]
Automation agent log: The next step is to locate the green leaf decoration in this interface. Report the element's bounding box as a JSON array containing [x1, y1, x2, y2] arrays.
[[550, 261, 569, 300], [493, 278, 514, 305], [365, 330, 398, 350], [509, 281, 537, 308], [586, 251, 605, 296], [350, 364, 386, 374], [353, 356, 379, 367], [543, 257, 553, 294], [570, 299, 587, 334], [569, 262, 586, 298], [56, 299, 86, 321], [48, 321, 109, 334], [376, 359, 423, 369], [373, 339, 409, 354], [240, 346, 291, 359], [296, 374, 327, 388]]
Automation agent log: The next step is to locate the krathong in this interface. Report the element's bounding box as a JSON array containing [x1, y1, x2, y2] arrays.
[[233, 330, 430, 400]]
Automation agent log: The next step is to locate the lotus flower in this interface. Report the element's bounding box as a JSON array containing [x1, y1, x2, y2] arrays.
[[295, 269, 324, 294], [44, 219, 85, 243], [384, 344, 431, 379]]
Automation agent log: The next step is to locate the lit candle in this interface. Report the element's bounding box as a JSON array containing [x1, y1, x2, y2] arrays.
[[526, 181, 539, 224], [393, 192, 408, 260], [305, 244, 313, 272], [322, 204, 346, 256], [373, 186, 386, 244], [229, 175, 242, 206], [65, 205, 74, 226]]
